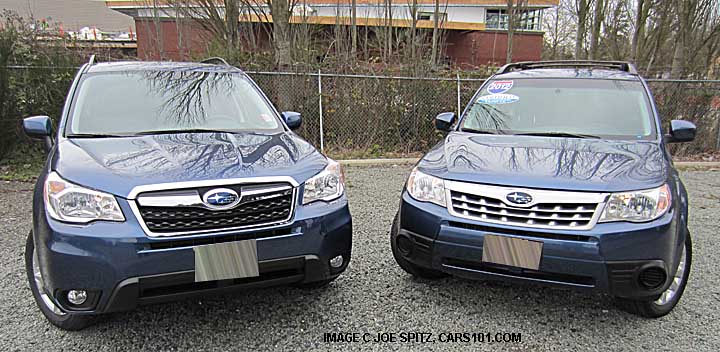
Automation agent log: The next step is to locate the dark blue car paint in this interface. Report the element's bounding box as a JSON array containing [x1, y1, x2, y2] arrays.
[[397, 69, 689, 299], [51, 132, 327, 198], [417, 134, 668, 192], [31, 62, 352, 314]]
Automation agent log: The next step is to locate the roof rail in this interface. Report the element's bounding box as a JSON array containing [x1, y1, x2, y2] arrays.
[[497, 60, 638, 75], [200, 57, 231, 66]]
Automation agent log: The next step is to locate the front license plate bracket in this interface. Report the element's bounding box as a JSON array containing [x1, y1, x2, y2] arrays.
[[481, 234, 543, 270], [194, 240, 259, 282]]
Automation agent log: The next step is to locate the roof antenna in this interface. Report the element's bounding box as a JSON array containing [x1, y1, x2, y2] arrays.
[[88, 54, 96, 66]]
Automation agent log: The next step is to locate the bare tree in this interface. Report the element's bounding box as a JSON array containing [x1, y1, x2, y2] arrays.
[[270, 0, 292, 66], [543, 0, 575, 60], [588, 0, 604, 59], [506, 0, 515, 64], [351, 0, 357, 56], [506, 0, 529, 64], [225, 0, 240, 53], [630, 0, 650, 63], [574, 0, 591, 59], [670, 0, 720, 78], [408, 0, 419, 61], [430, 0, 440, 66]]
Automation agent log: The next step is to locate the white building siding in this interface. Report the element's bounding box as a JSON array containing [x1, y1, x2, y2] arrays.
[[310, 5, 485, 24]]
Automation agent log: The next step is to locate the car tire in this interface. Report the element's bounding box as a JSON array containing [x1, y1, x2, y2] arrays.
[[616, 231, 692, 318], [25, 231, 94, 331], [390, 213, 447, 279]]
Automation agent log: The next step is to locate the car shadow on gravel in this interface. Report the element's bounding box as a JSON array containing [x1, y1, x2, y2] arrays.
[[399, 274, 677, 329], [68, 284, 348, 342]]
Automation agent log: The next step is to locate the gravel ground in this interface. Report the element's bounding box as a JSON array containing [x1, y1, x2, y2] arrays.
[[1, 166, 719, 351]]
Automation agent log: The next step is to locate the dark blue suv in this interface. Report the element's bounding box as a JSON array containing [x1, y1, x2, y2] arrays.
[[391, 61, 695, 317], [23, 58, 352, 330]]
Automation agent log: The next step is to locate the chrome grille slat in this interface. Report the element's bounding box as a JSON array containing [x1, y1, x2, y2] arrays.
[[445, 181, 607, 231], [451, 195, 596, 214], [453, 203, 594, 221], [134, 183, 296, 236]]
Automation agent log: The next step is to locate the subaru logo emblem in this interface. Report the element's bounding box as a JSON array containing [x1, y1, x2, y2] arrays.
[[202, 188, 240, 210], [506, 191, 533, 205]]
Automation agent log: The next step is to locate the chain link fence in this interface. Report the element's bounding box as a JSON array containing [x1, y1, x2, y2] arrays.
[[252, 72, 720, 158], [2, 67, 720, 161]]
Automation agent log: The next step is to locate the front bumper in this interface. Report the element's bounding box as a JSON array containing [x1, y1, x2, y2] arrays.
[[33, 195, 352, 314], [397, 192, 686, 299]]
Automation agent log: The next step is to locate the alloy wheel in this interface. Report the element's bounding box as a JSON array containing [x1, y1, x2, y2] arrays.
[[32, 245, 66, 316], [654, 245, 687, 306]]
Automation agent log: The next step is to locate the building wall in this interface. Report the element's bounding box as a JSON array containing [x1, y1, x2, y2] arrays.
[[135, 19, 211, 60], [445, 30, 543, 67], [0, 0, 135, 31], [135, 18, 543, 67]]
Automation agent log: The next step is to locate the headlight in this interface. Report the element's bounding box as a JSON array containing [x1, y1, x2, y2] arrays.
[[303, 158, 345, 204], [599, 184, 671, 223], [406, 168, 446, 207], [44, 172, 125, 223]]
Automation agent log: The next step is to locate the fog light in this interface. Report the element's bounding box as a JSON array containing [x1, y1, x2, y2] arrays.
[[329, 255, 344, 268], [67, 290, 87, 305]]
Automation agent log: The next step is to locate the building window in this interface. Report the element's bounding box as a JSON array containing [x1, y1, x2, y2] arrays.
[[518, 9, 542, 30], [417, 12, 432, 21], [486, 9, 509, 29], [417, 11, 447, 22], [486, 8, 542, 30]]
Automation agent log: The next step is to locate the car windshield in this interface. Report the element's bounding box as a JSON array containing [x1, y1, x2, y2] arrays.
[[67, 70, 282, 136], [460, 78, 655, 139]]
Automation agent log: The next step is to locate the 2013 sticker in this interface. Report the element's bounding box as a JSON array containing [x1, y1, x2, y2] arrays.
[[477, 94, 519, 105], [487, 80, 514, 94]]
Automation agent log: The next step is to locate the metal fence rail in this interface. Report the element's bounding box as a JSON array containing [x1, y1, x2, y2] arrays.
[[248, 71, 720, 157], [2, 67, 719, 159]]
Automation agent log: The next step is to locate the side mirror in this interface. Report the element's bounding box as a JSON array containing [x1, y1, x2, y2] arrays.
[[665, 120, 696, 143], [435, 112, 456, 132], [23, 115, 55, 151], [281, 111, 302, 131]]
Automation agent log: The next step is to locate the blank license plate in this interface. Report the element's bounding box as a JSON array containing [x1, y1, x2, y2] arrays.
[[482, 235, 543, 270], [194, 240, 259, 282]]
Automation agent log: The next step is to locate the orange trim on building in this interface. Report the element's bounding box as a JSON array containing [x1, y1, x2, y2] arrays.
[[106, 0, 558, 7], [242, 14, 486, 31]]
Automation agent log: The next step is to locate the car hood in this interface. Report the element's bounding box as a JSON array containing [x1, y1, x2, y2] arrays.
[[52, 132, 326, 198], [417, 133, 669, 192]]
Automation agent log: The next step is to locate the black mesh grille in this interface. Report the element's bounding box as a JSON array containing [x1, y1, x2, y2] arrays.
[[639, 267, 667, 289], [138, 188, 294, 233]]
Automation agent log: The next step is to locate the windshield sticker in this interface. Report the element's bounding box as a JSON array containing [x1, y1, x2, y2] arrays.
[[487, 80, 514, 94], [477, 94, 519, 105]]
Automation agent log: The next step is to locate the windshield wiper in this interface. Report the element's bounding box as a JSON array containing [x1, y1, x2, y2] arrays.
[[67, 133, 134, 138], [513, 132, 601, 139], [132, 128, 238, 136], [460, 128, 499, 135]]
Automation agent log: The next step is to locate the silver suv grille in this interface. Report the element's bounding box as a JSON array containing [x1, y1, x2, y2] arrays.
[[131, 183, 296, 237], [445, 181, 607, 230]]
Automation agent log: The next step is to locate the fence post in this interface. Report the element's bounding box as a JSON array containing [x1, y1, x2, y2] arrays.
[[716, 114, 720, 151], [456, 73, 461, 116], [318, 69, 325, 154]]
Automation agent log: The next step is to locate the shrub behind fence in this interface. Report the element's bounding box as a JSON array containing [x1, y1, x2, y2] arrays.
[[2, 67, 719, 161]]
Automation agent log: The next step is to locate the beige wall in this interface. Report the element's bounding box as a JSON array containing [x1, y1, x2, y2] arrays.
[[0, 0, 134, 31]]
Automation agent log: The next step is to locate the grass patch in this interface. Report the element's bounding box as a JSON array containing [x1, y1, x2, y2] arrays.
[[0, 145, 45, 182], [326, 146, 423, 160]]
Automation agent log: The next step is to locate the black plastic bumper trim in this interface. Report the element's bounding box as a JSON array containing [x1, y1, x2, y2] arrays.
[[102, 254, 339, 313], [448, 221, 596, 243]]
